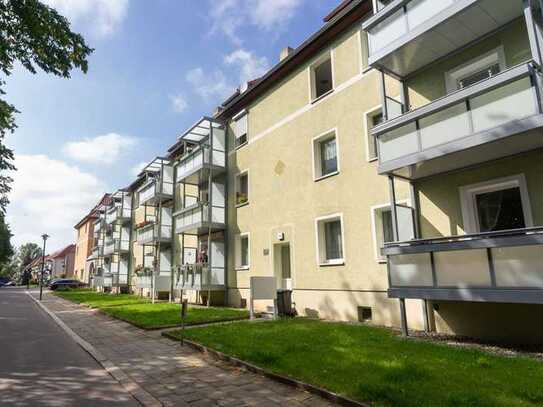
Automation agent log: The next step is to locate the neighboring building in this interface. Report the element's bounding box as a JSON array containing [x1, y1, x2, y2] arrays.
[[27, 255, 53, 282], [80, 0, 543, 343], [49, 244, 76, 279], [362, 0, 543, 343], [74, 194, 111, 284]]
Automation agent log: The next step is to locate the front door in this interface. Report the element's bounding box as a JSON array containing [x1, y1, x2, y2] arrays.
[[274, 243, 292, 290]]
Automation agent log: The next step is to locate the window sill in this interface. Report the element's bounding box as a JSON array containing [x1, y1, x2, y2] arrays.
[[236, 266, 250, 272], [319, 260, 345, 267], [367, 157, 378, 163], [311, 89, 334, 104], [314, 171, 339, 182], [235, 141, 248, 151], [236, 201, 249, 209]]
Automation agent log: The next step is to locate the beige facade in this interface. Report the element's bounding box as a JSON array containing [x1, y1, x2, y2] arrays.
[[74, 214, 97, 283]]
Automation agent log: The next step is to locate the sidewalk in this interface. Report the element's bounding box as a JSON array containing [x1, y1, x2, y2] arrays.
[[33, 291, 333, 407]]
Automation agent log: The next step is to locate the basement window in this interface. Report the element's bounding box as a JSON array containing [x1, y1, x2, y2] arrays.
[[358, 306, 373, 322], [310, 54, 333, 101]]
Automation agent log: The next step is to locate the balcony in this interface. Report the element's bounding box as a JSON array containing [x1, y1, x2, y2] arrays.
[[176, 143, 226, 184], [175, 263, 225, 291], [105, 205, 131, 224], [103, 238, 130, 256], [362, 0, 523, 77], [373, 61, 543, 179], [89, 245, 103, 260], [138, 177, 173, 206], [384, 227, 543, 304], [174, 202, 226, 235], [136, 223, 172, 245]]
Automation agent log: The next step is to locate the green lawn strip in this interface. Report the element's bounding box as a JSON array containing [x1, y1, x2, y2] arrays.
[[53, 290, 150, 308], [165, 318, 543, 407], [100, 302, 250, 330]]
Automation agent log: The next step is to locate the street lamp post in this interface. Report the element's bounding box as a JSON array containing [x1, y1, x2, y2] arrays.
[[39, 234, 49, 301]]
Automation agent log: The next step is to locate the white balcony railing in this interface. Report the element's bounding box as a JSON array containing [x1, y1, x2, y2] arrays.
[[174, 202, 225, 234], [384, 227, 543, 304], [103, 238, 130, 256], [139, 177, 173, 205], [136, 223, 172, 245], [175, 263, 225, 290], [176, 144, 226, 181], [106, 206, 131, 224], [374, 62, 542, 174]]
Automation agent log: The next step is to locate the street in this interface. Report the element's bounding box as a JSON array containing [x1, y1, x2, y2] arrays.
[[0, 287, 138, 406]]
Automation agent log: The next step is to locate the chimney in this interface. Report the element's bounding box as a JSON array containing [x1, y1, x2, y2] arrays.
[[280, 46, 294, 62]]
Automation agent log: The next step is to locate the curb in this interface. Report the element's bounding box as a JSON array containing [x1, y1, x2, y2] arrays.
[[162, 333, 370, 407], [27, 292, 163, 407]]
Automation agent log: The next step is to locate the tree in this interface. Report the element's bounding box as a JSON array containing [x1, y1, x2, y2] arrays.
[[0, 0, 93, 212], [16, 242, 41, 284], [0, 214, 13, 265]]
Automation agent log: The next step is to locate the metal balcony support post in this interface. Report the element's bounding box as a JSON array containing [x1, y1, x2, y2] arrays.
[[170, 164, 178, 303], [409, 181, 421, 239], [379, 70, 389, 120], [206, 122, 213, 307], [400, 80, 409, 113], [399, 298, 408, 337], [524, 0, 543, 67], [388, 175, 399, 242]]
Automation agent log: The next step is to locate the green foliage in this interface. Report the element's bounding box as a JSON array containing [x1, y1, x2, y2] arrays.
[[0, 214, 13, 264], [0, 0, 93, 212], [168, 319, 543, 407]]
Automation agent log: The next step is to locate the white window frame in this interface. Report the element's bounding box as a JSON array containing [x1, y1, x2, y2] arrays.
[[459, 174, 533, 234], [235, 170, 250, 207], [232, 109, 248, 149], [308, 50, 335, 103], [445, 46, 506, 93], [364, 105, 383, 162], [315, 213, 346, 266], [311, 128, 340, 181], [370, 200, 408, 263], [236, 232, 250, 271]]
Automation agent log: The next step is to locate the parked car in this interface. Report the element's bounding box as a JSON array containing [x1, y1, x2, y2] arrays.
[[0, 278, 13, 287], [49, 279, 84, 290]]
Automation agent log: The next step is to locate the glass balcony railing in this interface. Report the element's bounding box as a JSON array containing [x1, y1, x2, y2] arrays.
[[105, 206, 131, 224], [373, 62, 543, 175], [175, 144, 226, 182], [136, 223, 172, 245], [103, 238, 130, 256], [138, 177, 173, 205], [384, 227, 543, 304], [175, 263, 225, 290], [174, 202, 226, 234]]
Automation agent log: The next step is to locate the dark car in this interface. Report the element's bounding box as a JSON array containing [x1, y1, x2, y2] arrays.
[[0, 278, 13, 287], [49, 279, 83, 290]]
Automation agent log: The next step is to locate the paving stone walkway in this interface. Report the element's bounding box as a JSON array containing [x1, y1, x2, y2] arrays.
[[35, 292, 334, 407]]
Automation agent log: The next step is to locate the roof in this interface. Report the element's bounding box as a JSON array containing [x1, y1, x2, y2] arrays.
[[50, 244, 75, 259], [74, 193, 112, 229], [216, 0, 370, 120]]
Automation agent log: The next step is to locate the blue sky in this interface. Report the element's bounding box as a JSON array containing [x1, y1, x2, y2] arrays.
[[5, 0, 339, 251]]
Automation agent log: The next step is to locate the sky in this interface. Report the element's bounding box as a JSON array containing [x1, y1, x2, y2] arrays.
[[5, 0, 340, 253]]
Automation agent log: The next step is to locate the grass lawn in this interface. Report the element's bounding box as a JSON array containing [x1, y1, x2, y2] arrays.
[[100, 302, 249, 329], [53, 290, 150, 309], [166, 319, 543, 407]]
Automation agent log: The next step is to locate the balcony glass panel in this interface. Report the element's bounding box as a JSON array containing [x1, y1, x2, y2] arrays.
[[493, 245, 543, 287], [434, 249, 491, 286], [470, 77, 536, 133], [176, 145, 226, 182], [419, 103, 470, 149], [389, 253, 433, 287], [378, 122, 419, 162]]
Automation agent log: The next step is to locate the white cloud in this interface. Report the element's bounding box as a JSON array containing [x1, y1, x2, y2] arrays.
[[210, 0, 303, 44], [131, 161, 148, 177], [186, 68, 235, 101], [224, 49, 269, 84], [42, 0, 129, 38], [7, 155, 106, 250], [170, 94, 188, 113], [62, 133, 136, 165]]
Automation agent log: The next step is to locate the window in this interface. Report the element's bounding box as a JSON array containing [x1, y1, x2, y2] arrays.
[[236, 171, 249, 206], [236, 233, 250, 269], [373, 0, 393, 12], [445, 47, 505, 93], [371, 205, 394, 262], [313, 130, 339, 180], [310, 54, 333, 101], [365, 107, 384, 161], [460, 174, 533, 233], [316, 214, 345, 265], [233, 111, 248, 148]]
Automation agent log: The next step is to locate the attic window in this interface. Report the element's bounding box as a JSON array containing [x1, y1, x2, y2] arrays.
[[311, 54, 333, 101]]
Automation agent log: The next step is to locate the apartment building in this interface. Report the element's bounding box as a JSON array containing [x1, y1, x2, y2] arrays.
[[214, 0, 425, 329], [74, 193, 111, 284], [362, 0, 543, 342], [80, 0, 543, 343], [88, 196, 113, 291], [49, 244, 76, 279]]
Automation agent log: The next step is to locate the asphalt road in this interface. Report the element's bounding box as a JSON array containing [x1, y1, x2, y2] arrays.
[[0, 287, 138, 406]]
